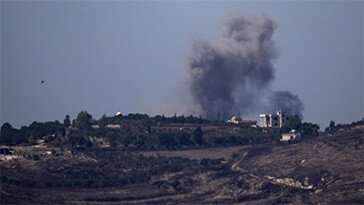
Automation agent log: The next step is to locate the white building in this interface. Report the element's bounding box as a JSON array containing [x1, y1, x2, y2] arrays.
[[259, 110, 287, 128], [281, 129, 301, 141]]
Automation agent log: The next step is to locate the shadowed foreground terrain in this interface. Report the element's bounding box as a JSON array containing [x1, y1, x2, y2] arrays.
[[1, 124, 363, 204]]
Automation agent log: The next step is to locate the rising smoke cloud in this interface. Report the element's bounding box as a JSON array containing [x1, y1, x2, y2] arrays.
[[185, 13, 303, 120]]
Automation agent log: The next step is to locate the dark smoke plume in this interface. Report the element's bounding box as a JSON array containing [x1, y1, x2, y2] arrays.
[[185, 13, 303, 119], [269, 91, 304, 118]]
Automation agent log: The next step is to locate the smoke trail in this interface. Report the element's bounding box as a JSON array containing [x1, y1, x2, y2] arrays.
[[185, 13, 303, 119]]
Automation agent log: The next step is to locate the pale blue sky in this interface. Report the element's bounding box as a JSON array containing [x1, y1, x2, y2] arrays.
[[1, 1, 363, 128]]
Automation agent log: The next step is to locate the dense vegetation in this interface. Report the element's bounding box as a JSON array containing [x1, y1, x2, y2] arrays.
[[0, 110, 345, 149], [325, 119, 364, 134], [0, 121, 64, 145]]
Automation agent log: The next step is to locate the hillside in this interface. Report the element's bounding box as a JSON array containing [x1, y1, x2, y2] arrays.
[[1, 122, 363, 204]]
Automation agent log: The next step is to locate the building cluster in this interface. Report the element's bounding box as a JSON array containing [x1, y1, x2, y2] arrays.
[[228, 110, 298, 141], [259, 110, 287, 128], [228, 110, 287, 128]]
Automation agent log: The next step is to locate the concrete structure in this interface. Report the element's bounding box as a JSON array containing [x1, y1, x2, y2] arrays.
[[281, 129, 301, 141], [259, 110, 287, 128], [91, 124, 121, 129], [106, 124, 121, 129], [227, 116, 257, 127]]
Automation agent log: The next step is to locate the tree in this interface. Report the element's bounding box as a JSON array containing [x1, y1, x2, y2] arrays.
[[285, 115, 302, 130], [121, 135, 130, 147], [1, 122, 13, 132], [192, 126, 203, 145], [325, 120, 336, 134], [63, 115, 71, 127], [28, 135, 36, 145], [106, 131, 119, 147], [175, 132, 191, 146], [74, 111, 93, 130], [98, 114, 108, 128], [329, 121, 335, 129], [300, 123, 319, 138], [0, 122, 16, 145], [172, 113, 177, 123], [158, 132, 177, 147]]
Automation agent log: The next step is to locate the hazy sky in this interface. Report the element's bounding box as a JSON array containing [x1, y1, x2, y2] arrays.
[[1, 1, 363, 129]]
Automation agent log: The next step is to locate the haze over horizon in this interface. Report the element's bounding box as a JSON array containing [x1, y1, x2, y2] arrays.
[[1, 1, 363, 128]]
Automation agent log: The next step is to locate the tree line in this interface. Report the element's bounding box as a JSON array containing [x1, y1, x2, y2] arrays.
[[0, 111, 329, 147]]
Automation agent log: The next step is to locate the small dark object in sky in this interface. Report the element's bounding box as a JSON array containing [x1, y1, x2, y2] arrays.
[[41, 80, 44, 84]]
